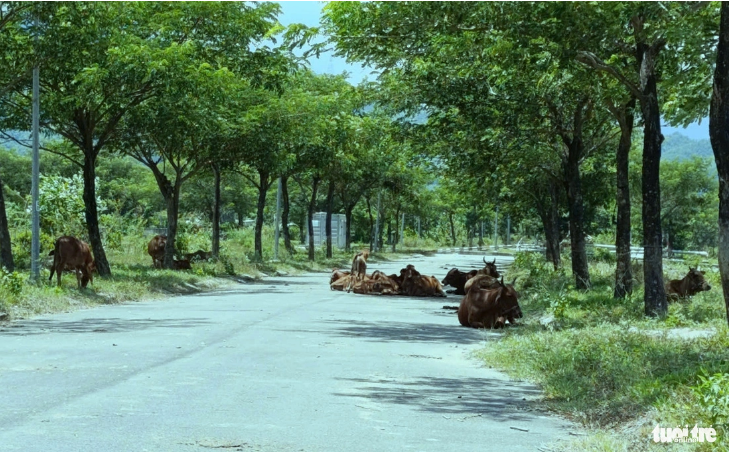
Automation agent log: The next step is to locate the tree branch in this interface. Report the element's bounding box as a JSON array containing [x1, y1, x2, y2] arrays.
[[576, 51, 643, 99]]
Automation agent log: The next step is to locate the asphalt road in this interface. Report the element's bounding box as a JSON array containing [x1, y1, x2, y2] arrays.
[[0, 253, 573, 452]]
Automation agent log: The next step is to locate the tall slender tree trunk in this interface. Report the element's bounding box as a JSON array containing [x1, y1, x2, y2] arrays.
[[537, 180, 562, 270], [710, 2, 729, 320], [0, 174, 14, 272], [638, 42, 667, 317], [392, 209, 400, 252], [613, 101, 635, 298], [162, 182, 182, 269], [211, 163, 221, 259], [345, 203, 355, 253], [253, 170, 269, 262], [82, 155, 111, 276], [366, 196, 374, 252], [307, 176, 320, 261], [563, 143, 591, 290], [325, 180, 335, 258], [281, 175, 294, 255], [448, 213, 456, 246]]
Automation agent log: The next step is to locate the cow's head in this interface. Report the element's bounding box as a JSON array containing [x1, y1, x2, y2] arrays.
[[479, 257, 500, 277], [685, 267, 711, 293], [441, 268, 461, 286]]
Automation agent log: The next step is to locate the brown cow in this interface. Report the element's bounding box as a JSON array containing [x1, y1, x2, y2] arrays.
[[477, 257, 500, 277], [666, 267, 711, 300], [148, 234, 167, 268], [458, 277, 522, 329], [400, 265, 446, 297], [330, 268, 350, 287], [48, 236, 96, 288], [346, 250, 369, 293]]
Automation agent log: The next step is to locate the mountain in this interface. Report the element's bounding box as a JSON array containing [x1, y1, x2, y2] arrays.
[[661, 133, 714, 161]]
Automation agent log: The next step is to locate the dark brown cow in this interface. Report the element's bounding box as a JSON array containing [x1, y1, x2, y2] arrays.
[[184, 250, 212, 262], [666, 267, 711, 300], [147, 234, 167, 268], [442, 269, 478, 295], [458, 277, 522, 329], [48, 236, 96, 288], [173, 259, 192, 270], [400, 265, 446, 297], [346, 250, 369, 293]]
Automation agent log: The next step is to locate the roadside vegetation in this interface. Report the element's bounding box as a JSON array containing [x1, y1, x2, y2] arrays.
[[477, 252, 728, 452]]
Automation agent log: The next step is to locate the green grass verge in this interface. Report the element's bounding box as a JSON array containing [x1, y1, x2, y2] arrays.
[[476, 252, 729, 452]]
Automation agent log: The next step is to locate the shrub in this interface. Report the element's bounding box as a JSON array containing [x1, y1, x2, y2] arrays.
[[0, 266, 24, 297]]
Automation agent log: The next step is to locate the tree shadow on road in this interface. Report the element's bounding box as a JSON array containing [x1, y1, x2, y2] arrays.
[[0, 317, 212, 336], [333, 375, 543, 419], [321, 319, 500, 345]]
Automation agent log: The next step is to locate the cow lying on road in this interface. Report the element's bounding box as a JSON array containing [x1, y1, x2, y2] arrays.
[[666, 267, 711, 300], [48, 236, 96, 289], [442, 258, 500, 295], [458, 276, 522, 329], [400, 265, 446, 297]]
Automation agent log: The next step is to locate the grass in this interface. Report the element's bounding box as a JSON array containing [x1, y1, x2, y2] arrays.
[[476, 251, 729, 452]]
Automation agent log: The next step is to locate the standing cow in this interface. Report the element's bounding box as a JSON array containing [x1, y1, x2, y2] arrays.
[[147, 234, 167, 268], [346, 250, 369, 293], [48, 236, 96, 288]]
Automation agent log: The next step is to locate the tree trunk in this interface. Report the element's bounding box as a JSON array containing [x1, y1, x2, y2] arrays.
[[254, 170, 269, 262], [281, 175, 294, 255], [710, 2, 729, 320], [537, 180, 562, 270], [345, 204, 355, 253], [563, 144, 591, 290], [639, 43, 667, 317], [325, 180, 335, 258], [478, 220, 484, 247], [307, 176, 320, 261], [613, 101, 634, 298], [237, 211, 243, 228], [449, 213, 456, 246], [211, 163, 221, 259], [392, 209, 400, 252], [162, 182, 181, 269], [82, 155, 111, 276], [0, 174, 14, 272], [366, 196, 374, 252]]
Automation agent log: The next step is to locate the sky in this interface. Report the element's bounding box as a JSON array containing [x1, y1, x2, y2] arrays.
[[276, 1, 710, 141]]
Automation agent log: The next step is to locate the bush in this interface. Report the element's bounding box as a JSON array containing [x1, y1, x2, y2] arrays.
[[0, 266, 24, 297], [692, 370, 729, 434]]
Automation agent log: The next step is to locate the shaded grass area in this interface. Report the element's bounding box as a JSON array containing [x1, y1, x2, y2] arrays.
[[477, 252, 729, 451]]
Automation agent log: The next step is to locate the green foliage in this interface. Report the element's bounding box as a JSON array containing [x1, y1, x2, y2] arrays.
[[692, 370, 730, 433], [0, 266, 24, 297], [479, 327, 729, 426]]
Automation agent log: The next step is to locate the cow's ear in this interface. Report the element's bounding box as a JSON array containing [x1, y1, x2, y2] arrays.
[[700, 271, 706, 275]]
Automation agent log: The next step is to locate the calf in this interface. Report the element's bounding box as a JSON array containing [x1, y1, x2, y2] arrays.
[[147, 234, 167, 268], [346, 250, 369, 293], [666, 267, 711, 300], [458, 277, 521, 329], [48, 236, 96, 289]]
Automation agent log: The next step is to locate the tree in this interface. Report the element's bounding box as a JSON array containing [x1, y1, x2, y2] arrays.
[[709, 2, 728, 319]]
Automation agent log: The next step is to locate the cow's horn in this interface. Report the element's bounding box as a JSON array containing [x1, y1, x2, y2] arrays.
[[483, 256, 487, 265], [491, 258, 496, 265], [500, 276, 504, 286], [510, 276, 518, 286]]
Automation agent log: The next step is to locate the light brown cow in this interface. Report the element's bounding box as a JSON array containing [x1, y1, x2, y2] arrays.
[[458, 277, 522, 329], [330, 268, 350, 287], [346, 250, 369, 293], [48, 236, 96, 288], [666, 267, 711, 300], [147, 234, 167, 268], [400, 265, 446, 297]]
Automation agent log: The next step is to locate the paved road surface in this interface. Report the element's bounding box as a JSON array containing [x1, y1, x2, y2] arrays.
[[0, 253, 573, 451]]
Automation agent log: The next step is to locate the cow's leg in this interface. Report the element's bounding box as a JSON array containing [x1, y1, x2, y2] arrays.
[[75, 268, 82, 289], [56, 264, 63, 287]]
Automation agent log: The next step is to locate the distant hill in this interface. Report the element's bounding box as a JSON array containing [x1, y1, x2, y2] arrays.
[[662, 132, 713, 161]]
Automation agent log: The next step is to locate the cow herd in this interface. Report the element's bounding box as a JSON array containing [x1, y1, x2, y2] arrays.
[[330, 254, 524, 329]]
